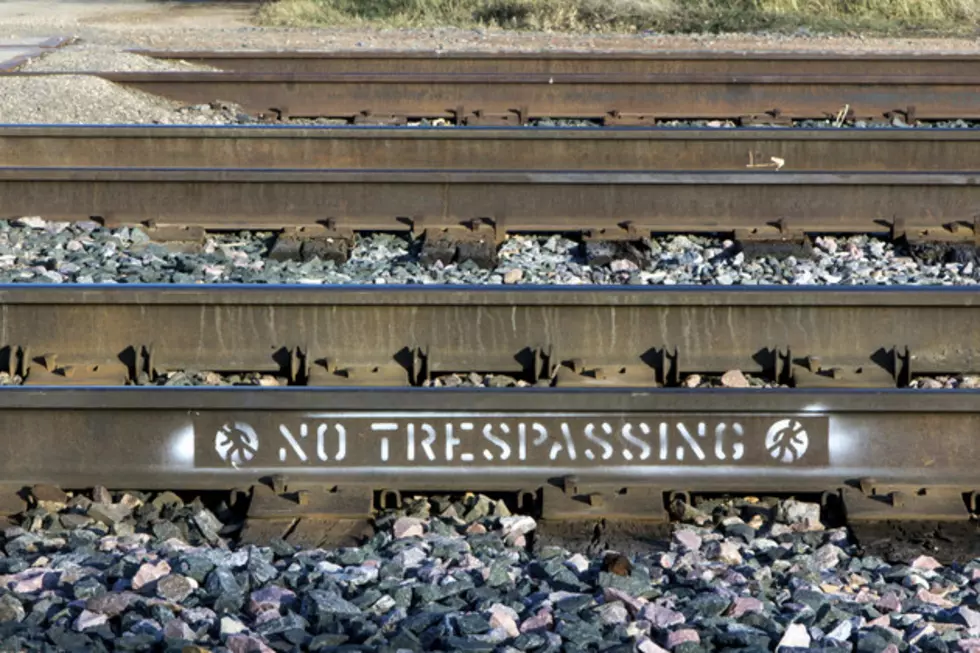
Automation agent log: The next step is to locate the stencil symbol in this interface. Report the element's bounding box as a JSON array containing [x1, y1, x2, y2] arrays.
[[215, 422, 259, 468], [765, 419, 809, 463]]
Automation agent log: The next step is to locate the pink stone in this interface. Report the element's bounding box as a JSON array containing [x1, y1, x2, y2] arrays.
[[882, 645, 900, 653], [960, 640, 980, 653], [876, 591, 902, 613], [666, 629, 700, 649], [465, 523, 487, 535], [73, 609, 108, 632], [912, 555, 943, 571], [487, 603, 520, 638], [3, 568, 52, 593], [506, 533, 527, 548], [603, 586, 647, 616], [637, 637, 670, 653], [519, 608, 553, 633], [248, 585, 296, 615], [654, 553, 675, 569], [253, 609, 280, 626], [727, 596, 764, 618], [867, 615, 891, 628], [392, 517, 424, 539], [640, 604, 685, 629], [854, 588, 877, 604], [918, 588, 955, 609], [226, 634, 276, 653], [131, 560, 171, 590], [673, 529, 702, 551]]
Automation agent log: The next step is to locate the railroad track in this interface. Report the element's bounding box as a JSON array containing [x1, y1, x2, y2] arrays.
[[3, 49, 980, 561], [1, 125, 979, 266], [9, 71, 966, 123], [2, 125, 978, 170], [12, 51, 980, 125], [0, 285, 978, 559], [134, 49, 980, 76]]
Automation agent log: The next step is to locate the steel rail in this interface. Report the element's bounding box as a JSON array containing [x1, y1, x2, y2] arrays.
[[1, 285, 977, 382], [131, 49, 980, 76], [10, 71, 980, 120], [2, 125, 980, 171], [0, 387, 978, 492], [2, 167, 979, 235]]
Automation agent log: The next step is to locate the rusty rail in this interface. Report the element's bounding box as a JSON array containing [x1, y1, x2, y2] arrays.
[[131, 49, 980, 76], [2, 285, 977, 386], [1, 125, 980, 171], [3, 168, 980, 243], [9, 71, 979, 121], [0, 387, 978, 495], [2, 285, 979, 535]]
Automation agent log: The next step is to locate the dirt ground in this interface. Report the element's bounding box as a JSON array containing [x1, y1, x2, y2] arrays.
[[1, 0, 980, 53]]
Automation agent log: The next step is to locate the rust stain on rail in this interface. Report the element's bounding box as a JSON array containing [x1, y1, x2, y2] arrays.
[[131, 49, 980, 76], [0, 126, 979, 171], [0, 286, 976, 387], [7, 71, 980, 121]]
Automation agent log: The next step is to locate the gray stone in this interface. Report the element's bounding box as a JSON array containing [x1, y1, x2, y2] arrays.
[[825, 619, 855, 643], [857, 632, 895, 653], [162, 618, 195, 641], [87, 502, 132, 525], [462, 495, 493, 522], [456, 613, 492, 635], [191, 507, 224, 543], [255, 612, 310, 636], [556, 619, 603, 646], [181, 606, 217, 628], [810, 543, 844, 571], [175, 554, 215, 582], [596, 601, 629, 625], [303, 589, 362, 624], [0, 594, 25, 622], [683, 594, 732, 619], [953, 606, 980, 630], [205, 567, 244, 613], [778, 499, 822, 525], [72, 576, 106, 600]]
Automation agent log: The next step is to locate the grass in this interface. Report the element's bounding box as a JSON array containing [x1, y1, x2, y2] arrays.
[[256, 0, 980, 35]]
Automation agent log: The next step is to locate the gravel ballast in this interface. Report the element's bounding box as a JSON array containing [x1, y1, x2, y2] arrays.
[[2, 490, 979, 652], [16, 44, 217, 73], [0, 75, 246, 125], [0, 219, 977, 286]]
